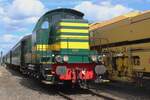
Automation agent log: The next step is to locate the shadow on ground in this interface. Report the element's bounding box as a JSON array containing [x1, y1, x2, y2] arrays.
[[93, 81, 150, 99]]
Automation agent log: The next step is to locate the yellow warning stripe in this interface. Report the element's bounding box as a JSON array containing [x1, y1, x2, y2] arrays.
[[35, 42, 89, 51], [59, 22, 89, 27], [36, 44, 59, 51], [41, 62, 54, 64], [57, 29, 89, 33], [60, 35, 89, 40], [60, 42, 89, 49]]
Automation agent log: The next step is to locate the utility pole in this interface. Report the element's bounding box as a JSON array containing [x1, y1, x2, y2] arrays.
[[0, 51, 2, 66]]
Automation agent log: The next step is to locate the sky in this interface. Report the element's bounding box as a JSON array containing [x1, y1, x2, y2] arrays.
[[0, 0, 150, 55]]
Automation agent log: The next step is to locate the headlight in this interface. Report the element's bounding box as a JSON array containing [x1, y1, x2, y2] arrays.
[[56, 66, 67, 75], [91, 55, 97, 62], [55, 55, 63, 62], [98, 56, 103, 62], [63, 55, 69, 62]]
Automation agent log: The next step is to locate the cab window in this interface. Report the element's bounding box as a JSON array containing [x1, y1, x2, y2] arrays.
[[41, 21, 49, 29]]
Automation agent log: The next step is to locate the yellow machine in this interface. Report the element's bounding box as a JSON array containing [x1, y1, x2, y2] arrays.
[[90, 11, 150, 85]]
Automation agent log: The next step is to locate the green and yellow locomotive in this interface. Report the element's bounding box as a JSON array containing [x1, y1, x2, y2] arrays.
[[4, 8, 106, 85]]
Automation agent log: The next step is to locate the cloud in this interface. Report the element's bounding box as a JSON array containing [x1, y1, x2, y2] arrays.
[[2, 16, 39, 32], [0, 0, 47, 53], [0, 34, 22, 53], [8, 0, 45, 19], [0, 0, 47, 32], [74, 1, 134, 22], [0, 34, 20, 43], [0, 7, 4, 15], [0, 7, 5, 18]]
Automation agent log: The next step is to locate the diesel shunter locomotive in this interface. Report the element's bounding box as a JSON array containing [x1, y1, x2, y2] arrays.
[[4, 8, 106, 86]]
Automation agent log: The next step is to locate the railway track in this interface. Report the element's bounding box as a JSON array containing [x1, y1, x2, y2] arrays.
[[57, 91, 74, 100], [57, 90, 117, 100], [87, 88, 121, 100], [53, 85, 119, 100]]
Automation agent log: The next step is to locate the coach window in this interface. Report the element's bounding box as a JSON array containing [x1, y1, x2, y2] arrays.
[[133, 56, 140, 65], [41, 21, 49, 29]]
